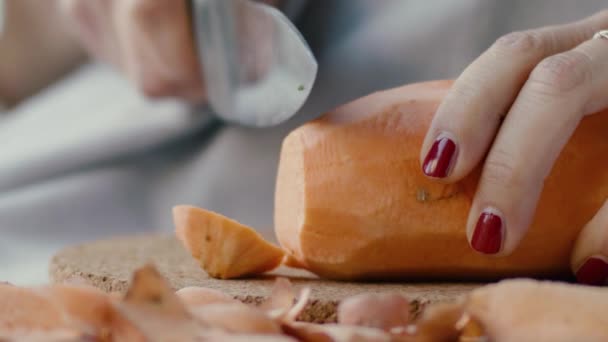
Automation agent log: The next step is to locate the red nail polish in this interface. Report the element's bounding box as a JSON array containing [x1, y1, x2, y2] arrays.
[[576, 257, 608, 286], [471, 210, 503, 254], [422, 136, 456, 178]]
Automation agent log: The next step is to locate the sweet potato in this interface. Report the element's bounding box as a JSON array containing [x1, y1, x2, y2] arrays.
[[274, 79, 608, 280], [174, 205, 285, 279]]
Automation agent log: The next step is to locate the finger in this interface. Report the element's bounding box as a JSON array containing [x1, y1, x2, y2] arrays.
[[466, 34, 608, 255], [113, 0, 205, 102], [420, 10, 608, 181], [59, 0, 122, 66], [571, 200, 608, 286]]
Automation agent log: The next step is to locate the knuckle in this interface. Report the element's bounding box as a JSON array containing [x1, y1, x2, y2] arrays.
[[138, 71, 201, 99], [592, 9, 608, 22], [127, 0, 172, 21], [528, 51, 592, 95], [59, 0, 87, 20], [443, 69, 498, 112], [481, 149, 527, 190], [137, 76, 175, 98], [446, 79, 480, 106], [492, 31, 545, 54]]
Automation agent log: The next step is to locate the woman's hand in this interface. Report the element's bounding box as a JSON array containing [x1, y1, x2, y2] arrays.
[[419, 10, 608, 284], [58, 0, 206, 103], [58, 0, 281, 104], [0, 0, 85, 107]]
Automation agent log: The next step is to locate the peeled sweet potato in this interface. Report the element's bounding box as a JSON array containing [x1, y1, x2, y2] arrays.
[[274, 79, 608, 280], [174, 205, 285, 279]]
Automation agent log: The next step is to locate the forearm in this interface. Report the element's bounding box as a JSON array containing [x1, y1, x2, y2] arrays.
[[0, 0, 86, 108]]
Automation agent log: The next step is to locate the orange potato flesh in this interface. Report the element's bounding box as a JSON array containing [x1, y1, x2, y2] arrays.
[[173, 205, 285, 279], [274, 79, 608, 281]]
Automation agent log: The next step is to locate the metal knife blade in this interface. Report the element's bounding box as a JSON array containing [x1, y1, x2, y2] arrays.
[[190, 0, 318, 127]]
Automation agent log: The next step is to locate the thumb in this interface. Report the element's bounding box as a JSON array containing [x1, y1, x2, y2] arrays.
[[571, 199, 608, 286]]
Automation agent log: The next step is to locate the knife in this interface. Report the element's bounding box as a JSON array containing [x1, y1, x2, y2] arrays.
[[190, 0, 318, 127]]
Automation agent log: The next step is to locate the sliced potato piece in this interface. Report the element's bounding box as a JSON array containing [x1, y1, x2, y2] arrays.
[[191, 303, 282, 335], [462, 279, 608, 341], [0, 282, 66, 331], [41, 284, 114, 336], [176, 287, 239, 307], [173, 205, 285, 279], [337, 293, 411, 331], [112, 264, 200, 341]]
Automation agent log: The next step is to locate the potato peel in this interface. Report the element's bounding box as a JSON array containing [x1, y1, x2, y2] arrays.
[[176, 286, 239, 307], [0, 329, 94, 342], [36, 284, 114, 338], [111, 264, 202, 341], [191, 303, 282, 335], [5, 264, 608, 341], [404, 301, 467, 342], [173, 205, 285, 279], [0, 283, 67, 331], [261, 277, 296, 319], [337, 293, 411, 331], [283, 322, 393, 342], [462, 279, 608, 341], [284, 287, 311, 324]]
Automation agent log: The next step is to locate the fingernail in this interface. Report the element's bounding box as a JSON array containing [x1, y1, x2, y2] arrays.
[[422, 135, 457, 178], [575, 256, 608, 286], [471, 209, 503, 254]]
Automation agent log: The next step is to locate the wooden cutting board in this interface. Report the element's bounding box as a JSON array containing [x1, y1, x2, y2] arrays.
[[49, 234, 483, 323]]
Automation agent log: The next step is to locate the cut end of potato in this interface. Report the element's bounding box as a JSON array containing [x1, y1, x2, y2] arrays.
[[283, 254, 307, 269], [173, 205, 285, 279]]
